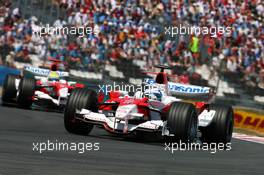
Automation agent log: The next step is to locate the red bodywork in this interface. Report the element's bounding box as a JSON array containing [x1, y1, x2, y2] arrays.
[[97, 71, 210, 120], [36, 79, 84, 97]]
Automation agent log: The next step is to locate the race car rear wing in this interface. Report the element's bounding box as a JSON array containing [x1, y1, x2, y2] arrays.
[[168, 82, 214, 100], [143, 78, 214, 101], [23, 66, 69, 78]]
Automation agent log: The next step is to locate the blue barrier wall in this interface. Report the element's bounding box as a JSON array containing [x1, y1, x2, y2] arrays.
[[0, 66, 20, 86]]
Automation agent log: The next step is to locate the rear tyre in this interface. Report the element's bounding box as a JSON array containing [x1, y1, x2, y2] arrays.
[[201, 104, 234, 144], [166, 102, 198, 142], [64, 89, 98, 135], [17, 77, 36, 108], [2, 74, 19, 104]]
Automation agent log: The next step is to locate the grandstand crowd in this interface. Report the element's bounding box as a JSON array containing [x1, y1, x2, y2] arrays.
[[0, 0, 264, 91]]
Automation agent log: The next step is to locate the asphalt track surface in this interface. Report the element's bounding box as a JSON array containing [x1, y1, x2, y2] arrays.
[[0, 104, 263, 175]]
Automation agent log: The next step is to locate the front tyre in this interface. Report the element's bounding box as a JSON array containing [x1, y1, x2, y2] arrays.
[[17, 77, 36, 108], [64, 89, 98, 135], [201, 104, 234, 144], [166, 102, 198, 142], [2, 74, 19, 104]]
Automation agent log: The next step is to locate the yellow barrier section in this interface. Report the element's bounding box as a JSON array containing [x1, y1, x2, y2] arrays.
[[234, 108, 264, 134]]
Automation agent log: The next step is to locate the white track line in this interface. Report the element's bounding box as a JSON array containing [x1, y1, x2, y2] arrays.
[[233, 133, 264, 144]]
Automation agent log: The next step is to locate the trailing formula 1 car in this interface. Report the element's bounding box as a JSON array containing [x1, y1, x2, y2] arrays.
[[64, 65, 234, 143], [2, 62, 85, 111]]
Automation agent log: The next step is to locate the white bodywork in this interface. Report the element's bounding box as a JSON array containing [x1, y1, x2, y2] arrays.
[[33, 77, 71, 106], [14, 77, 71, 106], [78, 108, 164, 133], [76, 79, 216, 134], [34, 89, 69, 106], [14, 66, 76, 106]]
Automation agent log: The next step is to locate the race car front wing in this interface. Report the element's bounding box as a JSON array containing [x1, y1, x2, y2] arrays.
[[75, 109, 164, 134]]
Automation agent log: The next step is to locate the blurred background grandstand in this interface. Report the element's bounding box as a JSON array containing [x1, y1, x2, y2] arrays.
[[0, 0, 264, 109]]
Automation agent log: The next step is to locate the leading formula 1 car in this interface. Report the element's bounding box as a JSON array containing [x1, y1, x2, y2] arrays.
[[64, 65, 234, 143], [2, 63, 85, 111]]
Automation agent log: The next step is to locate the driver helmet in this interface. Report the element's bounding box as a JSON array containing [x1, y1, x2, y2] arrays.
[[143, 90, 163, 101], [48, 71, 60, 81]]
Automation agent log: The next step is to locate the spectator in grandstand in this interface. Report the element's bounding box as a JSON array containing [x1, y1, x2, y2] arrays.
[[0, 55, 2, 65], [5, 51, 16, 68], [0, 0, 263, 94]]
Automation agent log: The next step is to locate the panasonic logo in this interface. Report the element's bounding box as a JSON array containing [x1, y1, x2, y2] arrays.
[[24, 66, 69, 77], [144, 78, 155, 84], [143, 78, 210, 94], [169, 84, 209, 93], [27, 67, 49, 75]]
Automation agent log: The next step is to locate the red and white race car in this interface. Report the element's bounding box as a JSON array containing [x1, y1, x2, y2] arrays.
[[2, 63, 85, 111], [64, 65, 234, 143]]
